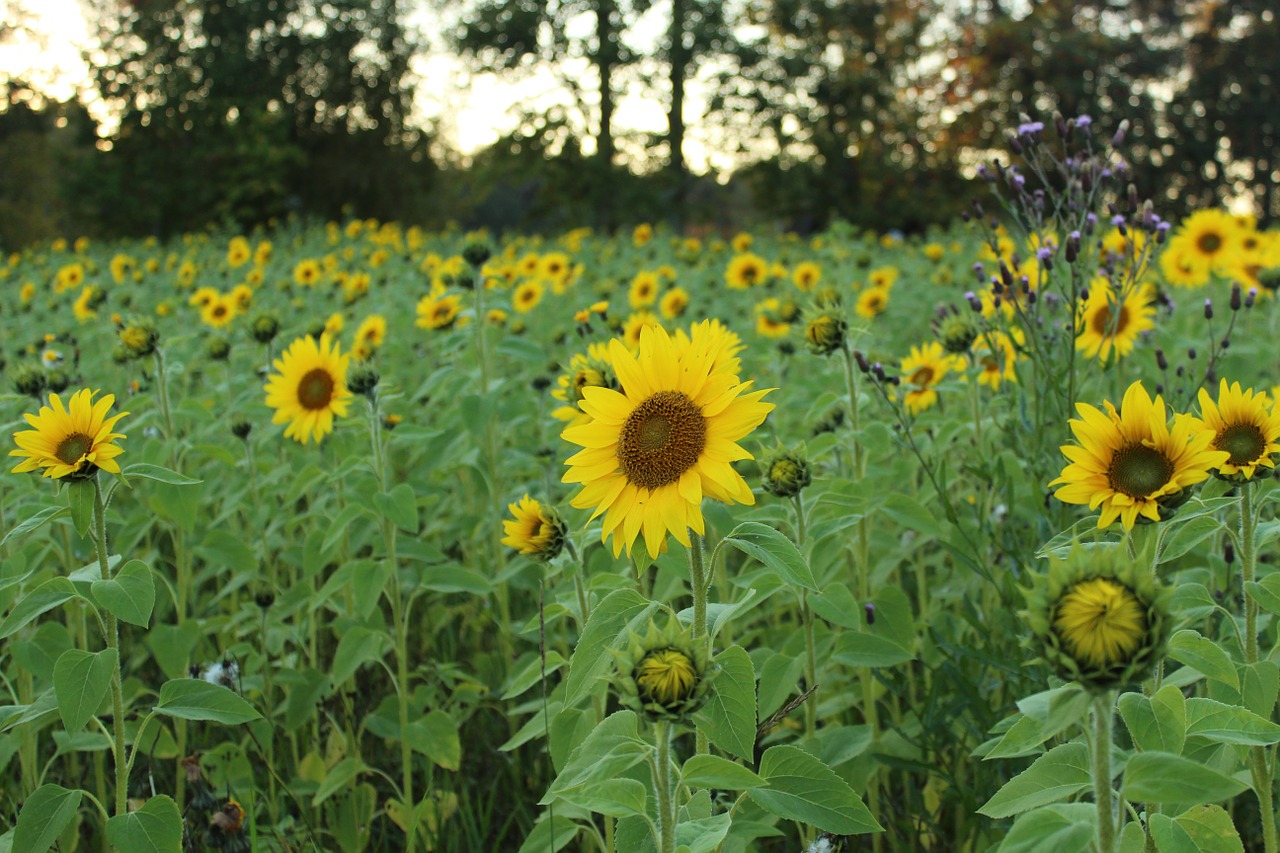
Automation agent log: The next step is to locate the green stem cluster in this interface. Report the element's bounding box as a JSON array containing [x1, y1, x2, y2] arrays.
[[1239, 484, 1279, 853], [93, 481, 129, 818]]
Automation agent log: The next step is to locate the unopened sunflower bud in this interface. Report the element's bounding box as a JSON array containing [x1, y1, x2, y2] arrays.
[[13, 365, 46, 399], [804, 312, 846, 356], [231, 418, 252, 440], [206, 336, 231, 361], [614, 619, 714, 722], [462, 240, 492, 269], [250, 311, 281, 344], [761, 448, 812, 498], [347, 365, 380, 400], [118, 317, 160, 359], [46, 369, 70, 393]]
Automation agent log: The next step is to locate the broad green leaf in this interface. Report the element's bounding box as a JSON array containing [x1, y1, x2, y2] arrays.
[[53, 648, 116, 734], [146, 625, 198, 680], [543, 711, 649, 805], [66, 479, 94, 538], [104, 795, 182, 852], [1169, 804, 1245, 852], [0, 578, 81, 640], [373, 483, 418, 532], [406, 710, 461, 771], [1159, 515, 1223, 564], [1184, 697, 1280, 746], [749, 744, 882, 834], [1118, 685, 1185, 755], [155, 679, 261, 725], [331, 627, 391, 685], [13, 784, 81, 853], [999, 803, 1094, 853], [1241, 661, 1280, 718], [278, 668, 331, 732], [880, 492, 946, 540], [564, 589, 655, 707], [722, 522, 817, 592], [195, 531, 257, 575], [677, 813, 733, 852], [810, 585, 864, 630], [1170, 584, 1217, 622], [313, 757, 368, 806], [502, 651, 567, 700], [1122, 752, 1248, 804], [694, 644, 756, 760], [91, 560, 155, 627], [515, 813, 581, 853], [1245, 574, 1280, 616], [122, 463, 202, 485], [1168, 630, 1239, 689], [979, 743, 1091, 818], [830, 632, 913, 668], [0, 506, 69, 549], [570, 778, 647, 818], [681, 754, 765, 790]]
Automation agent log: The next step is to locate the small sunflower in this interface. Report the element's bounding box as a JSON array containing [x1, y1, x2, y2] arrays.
[[416, 292, 461, 330], [10, 388, 129, 479], [855, 285, 890, 319], [622, 311, 660, 350], [899, 341, 960, 415], [971, 328, 1022, 390], [1024, 544, 1171, 692], [263, 333, 353, 445], [501, 495, 568, 560], [725, 253, 767, 289], [355, 314, 387, 350], [201, 294, 238, 329], [513, 280, 544, 314], [792, 261, 822, 292], [629, 271, 660, 309], [293, 258, 322, 287], [551, 343, 617, 426], [561, 324, 774, 558], [1075, 281, 1155, 362], [1158, 239, 1212, 289], [1050, 381, 1229, 530], [1190, 379, 1280, 482], [658, 287, 689, 320]]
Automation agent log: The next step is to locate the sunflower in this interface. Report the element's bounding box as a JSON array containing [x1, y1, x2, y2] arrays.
[[900, 341, 960, 415], [754, 298, 791, 339], [1074, 281, 1155, 362], [561, 324, 775, 558], [1189, 379, 1280, 481], [971, 328, 1022, 390], [855, 285, 891, 319], [633, 223, 654, 247], [622, 311, 660, 350], [73, 286, 99, 323], [1158, 239, 1212, 289], [792, 261, 822, 292], [226, 236, 251, 268], [629, 271, 660, 309], [416, 292, 461, 330], [725, 253, 767, 289], [513, 280, 544, 314], [659, 287, 689, 320], [501, 495, 568, 560], [1050, 381, 1228, 530], [355, 314, 387, 349], [201, 294, 238, 329], [263, 333, 353, 445], [552, 343, 617, 426], [1176, 208, 1242, 275], [294, 259, 322, 287], [868, 266, 899, 290], [10, 388, 129, 479]]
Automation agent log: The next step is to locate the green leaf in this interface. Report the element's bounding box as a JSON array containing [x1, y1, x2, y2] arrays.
[[1168, 630, 1239, 689], [53, 648, 116, 734], [831, 632, 913, 668], [694, 644, 756, 760], [721, 522, 817, 592], [564, 589, 655, 707], [122, 463, 201, 486], [195, 531, 257, 576], [1159, 515, 1224, 565], [406, 710, 461, 771], [1163, 805, 1245, 852], [155, 679, 261, 725], [1122, 752, 1248, 804], [1184, 697, 1280, 746], [999, 803, 1095, 853], [1118, 685, 1185, 755], [0, 506, 69, 549], [1245, 574, 1280, 616], [104, 795, 182, 852], [1241, 661, 1280, 718], [748, 744, 882, 834], [1170, 584, 1218, 623], [13, 784, 82, 853], [880, 492, 946, 540], [0, 578, 81, 640], [313, 757, 368, 806], [373, 483, 418, 533], [681, 754, 765, 790], [978, 743, 1091, 818], [66, 479, 94, 538], [543, 711, 649, 806], [331, 627, 391, 686], [91, 560, 155, 627], [571, 779, 647, 818]]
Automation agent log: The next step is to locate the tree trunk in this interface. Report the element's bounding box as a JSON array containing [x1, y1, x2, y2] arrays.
[[595, 0, 616, 228], [667, 0, 688, 228]]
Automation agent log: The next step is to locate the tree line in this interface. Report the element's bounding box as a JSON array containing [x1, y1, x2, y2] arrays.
[[0, 0, 1276, 246]]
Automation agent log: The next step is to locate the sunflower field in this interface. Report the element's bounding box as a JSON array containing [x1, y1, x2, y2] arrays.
[[2, 119, 1280, 853]]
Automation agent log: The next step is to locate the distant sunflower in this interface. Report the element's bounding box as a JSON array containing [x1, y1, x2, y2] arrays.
[[294, 259, 322, 287], [561, 324, 775, 558], [263, 333, 352, 445], [1074, 282, 1155, 362], [501, 495, 567, 560], [416, 292, 461, 330], [201, 294, 238, 329], [855, 285, 890, 319], [629, 271, 660, 309], [355, 314, 387, 349], [1159, 240, 1211, 289], [900, 341, 960, 415], [659, 286, 690, 320], [551, 342, 617, 426], [10, 388, 128, 479], [1190, 379, 1280, 481], [513, 280, 544, 314], [725, 253, 767, 289], [792, 261, 822, 292], [622, 311, 660, 350], [1050, 381, 1228, 530], [972, 328, 1022, 390], [1176, 209, 1241, 275]]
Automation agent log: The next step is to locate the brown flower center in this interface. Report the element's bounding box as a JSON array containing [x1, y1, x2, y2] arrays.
[[1197, 232, 1222, 255], [1091, 303, 1130, 336], [909, 367, 935, 386], [1108, 443, 1174, 498], [617, 390, 707, 490], [297, 368, 335, 410], [1216, 423, 1266, 466], [55, 433, 93, 466]]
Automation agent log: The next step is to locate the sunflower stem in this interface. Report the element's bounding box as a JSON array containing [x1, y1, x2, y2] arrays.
[[94, 479, 129, 819], [653, 720, 677, 853], [687, 534, 710, 756], [1092, 693, 1117, 853], [792, 494, 818, 737], [1240, 484, 1278, 853]]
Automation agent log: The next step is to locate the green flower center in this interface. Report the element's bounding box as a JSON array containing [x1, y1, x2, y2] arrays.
[[1108, 443, 1174, 499], [1216, 423, 1266, 467], [55, 433, 93, 466], [298, 368, 335, 410], [618, 390, 706, 490]]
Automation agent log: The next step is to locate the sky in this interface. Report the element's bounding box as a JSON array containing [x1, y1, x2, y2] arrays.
[[0, 0, 730, 174]]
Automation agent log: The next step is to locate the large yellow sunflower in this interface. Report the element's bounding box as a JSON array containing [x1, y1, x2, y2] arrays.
[[1050, 381, 1228, 530], [1074, 281, 1155, 362], [11, 388, 129, 479], [1190, 379, 1280, 481], [263, 333, 352, 445], [561, 324, 775, 558], [1176, 208, 1242, 275]]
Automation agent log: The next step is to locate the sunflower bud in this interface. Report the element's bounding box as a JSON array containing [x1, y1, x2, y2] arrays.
[[803, 312, 846, 356], [13, 364, 47, 399], [462, 240, 492, 269], [500, 495, 567, 561], [932, 306, 980, 354], [761, 447, 812, 498], [1023, 544, 1171, 693], [347, 365, 380, 401], [206, 336, 231, 361], [250, 311, 282, 344], [231, 418, 252, 441], [46, 369, 70, 394], [118, 317, 160, 359], [614, 619, 715, 722]]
